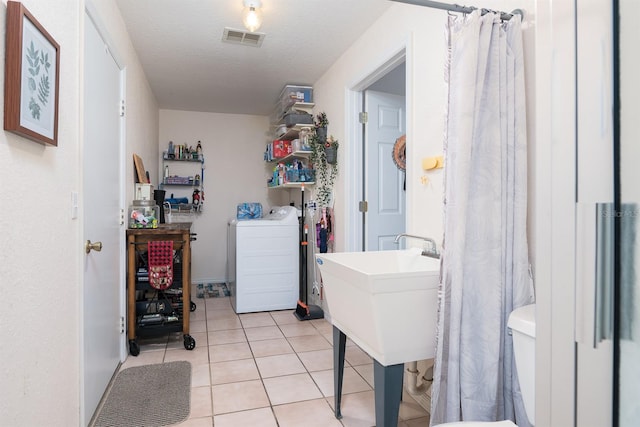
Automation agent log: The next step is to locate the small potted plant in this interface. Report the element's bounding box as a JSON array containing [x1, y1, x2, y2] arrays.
[[324, 135, 338, 165], [314, 112, 329, 142]]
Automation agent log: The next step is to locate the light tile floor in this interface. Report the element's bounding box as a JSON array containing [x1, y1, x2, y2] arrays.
[[119, 294, 430, 427]]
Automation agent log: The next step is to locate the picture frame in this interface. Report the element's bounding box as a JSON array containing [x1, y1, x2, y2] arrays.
[[4, 1, 60, 146]]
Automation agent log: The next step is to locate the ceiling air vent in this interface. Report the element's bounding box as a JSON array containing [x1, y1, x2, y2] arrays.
[[222, 27, 265, 47]]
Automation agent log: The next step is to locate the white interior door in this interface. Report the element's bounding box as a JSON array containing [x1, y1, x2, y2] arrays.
[[364, 90, 406, 251], [82, 12, 123, 425]]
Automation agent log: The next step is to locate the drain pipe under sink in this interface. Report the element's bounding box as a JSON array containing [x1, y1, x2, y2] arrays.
[[405, 360, 433, 394]]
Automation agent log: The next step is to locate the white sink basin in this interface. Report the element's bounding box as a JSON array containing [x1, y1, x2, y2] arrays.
[[315, 249, 440, 366]]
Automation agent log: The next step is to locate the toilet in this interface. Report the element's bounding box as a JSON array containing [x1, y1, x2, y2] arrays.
[[435, 303, 536, 427], [508, 303, 536, 426]]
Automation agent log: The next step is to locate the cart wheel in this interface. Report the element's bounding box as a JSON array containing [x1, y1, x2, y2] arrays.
[[183, 334, 196, 350], [129, 340, 140, 357], [190, 301, 196, 312]]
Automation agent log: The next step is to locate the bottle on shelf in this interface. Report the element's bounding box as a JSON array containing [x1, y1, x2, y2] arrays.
[[196, 141, 203, 160]]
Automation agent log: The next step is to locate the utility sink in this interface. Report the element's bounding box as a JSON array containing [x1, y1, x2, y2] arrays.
[[315, 249, 440, 366]]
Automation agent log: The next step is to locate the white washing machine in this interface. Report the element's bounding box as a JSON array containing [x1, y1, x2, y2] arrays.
[[227, 206, 299, 313]]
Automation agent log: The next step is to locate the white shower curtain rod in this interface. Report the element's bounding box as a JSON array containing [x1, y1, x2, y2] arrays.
[[389, 0, 522, 21]]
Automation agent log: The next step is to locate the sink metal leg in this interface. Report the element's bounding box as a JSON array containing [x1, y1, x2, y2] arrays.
[[373, 359, 404, 427], [333, 326, 346, 419]]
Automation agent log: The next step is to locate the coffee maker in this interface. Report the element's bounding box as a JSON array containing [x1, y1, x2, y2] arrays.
[[153, 189, 166, 223]]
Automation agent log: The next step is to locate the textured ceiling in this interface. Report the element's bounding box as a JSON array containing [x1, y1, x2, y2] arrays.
[[115, 0, 393, 116]]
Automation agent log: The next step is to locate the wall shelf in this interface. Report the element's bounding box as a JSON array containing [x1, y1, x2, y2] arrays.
[[161, 147, 204, 213], [162, 157, 203, 163], [269, 150, 313, 163], [268, 181, 315, 189], [162, 182, 200, 187], [275, 124, 315, 141]]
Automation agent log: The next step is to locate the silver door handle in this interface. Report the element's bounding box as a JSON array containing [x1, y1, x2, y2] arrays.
[[594, 203, 615, 348], [576, 202, 613, 348], [594, 203, 613, 345]]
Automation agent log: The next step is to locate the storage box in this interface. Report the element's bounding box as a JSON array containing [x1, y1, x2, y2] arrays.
[[237, 203, 263, 220], [283, 112, 313, 127], [279, 85, 313, 109], [274, 124, 288, 139], [271, 100, 313, 126], [272, 140, 291, 158], [286, 168, 315, 183], [135, 183, 154, 200], [270, 107, 284, 125], [164, 176, 194, 185]]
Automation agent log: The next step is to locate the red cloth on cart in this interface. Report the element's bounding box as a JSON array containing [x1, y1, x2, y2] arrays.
[[148, 241, 174, 290]]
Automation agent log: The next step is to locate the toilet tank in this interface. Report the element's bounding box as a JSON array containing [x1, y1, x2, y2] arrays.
[[508, 303, 536, 425]]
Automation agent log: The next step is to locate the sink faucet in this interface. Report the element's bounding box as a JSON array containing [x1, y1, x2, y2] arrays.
[[394, 233, 440, 259]]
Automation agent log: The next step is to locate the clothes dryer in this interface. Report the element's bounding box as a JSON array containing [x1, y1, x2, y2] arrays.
[[227, 206, 299, 313]]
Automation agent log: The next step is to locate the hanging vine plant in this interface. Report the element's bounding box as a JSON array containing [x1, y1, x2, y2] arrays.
[[310, 133, 338, 208]]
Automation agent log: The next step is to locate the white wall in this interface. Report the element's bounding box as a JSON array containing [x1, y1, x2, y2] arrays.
[[159, 109, 286, 282], [0, 0, 158, 425], [0, 1, 82, 425]]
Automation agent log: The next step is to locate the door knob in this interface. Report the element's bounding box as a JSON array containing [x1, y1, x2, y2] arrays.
[[85, 240, 103, 254]]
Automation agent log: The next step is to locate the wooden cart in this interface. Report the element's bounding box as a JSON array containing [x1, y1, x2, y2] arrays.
[[126, 223, 195, 355]]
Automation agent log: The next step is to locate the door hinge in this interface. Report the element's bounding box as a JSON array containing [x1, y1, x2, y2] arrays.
[[359, 112, 368, 124], [359, 200, 368, 213], [120, 99, 125, 117], [119, 208, 125, 225], [120, 316, 125, 334]]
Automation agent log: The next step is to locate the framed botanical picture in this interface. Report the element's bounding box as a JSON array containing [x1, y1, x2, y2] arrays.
[[4, 1, 60, 146]]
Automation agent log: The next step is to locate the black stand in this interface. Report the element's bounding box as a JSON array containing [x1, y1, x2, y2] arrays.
[[294, 185, 324, 321], [333, 326, 403, 426]]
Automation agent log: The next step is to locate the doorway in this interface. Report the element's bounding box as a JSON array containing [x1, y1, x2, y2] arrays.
[[345, 51, 407, 252]]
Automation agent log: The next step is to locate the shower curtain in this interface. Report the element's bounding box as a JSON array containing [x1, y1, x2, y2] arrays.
[[430, 10, 534, 426]]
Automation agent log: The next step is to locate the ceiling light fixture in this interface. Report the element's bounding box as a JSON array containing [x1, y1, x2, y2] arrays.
[[242, 0, 263, 32]]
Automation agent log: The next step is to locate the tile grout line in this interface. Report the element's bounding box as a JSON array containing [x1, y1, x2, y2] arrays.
[[242, 311, 277, 418], [202, 291, 215, 424]]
